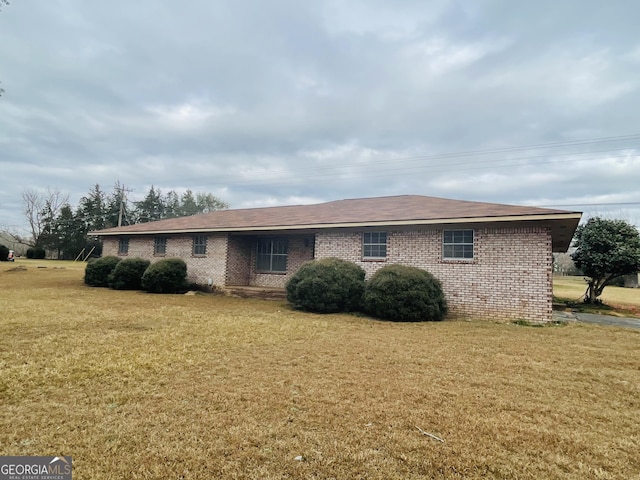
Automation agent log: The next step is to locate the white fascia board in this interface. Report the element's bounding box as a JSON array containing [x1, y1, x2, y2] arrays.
[[92, 213, 582, 236]]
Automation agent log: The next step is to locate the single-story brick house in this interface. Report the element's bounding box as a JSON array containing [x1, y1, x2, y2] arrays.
[[90, 195, 581, 322]]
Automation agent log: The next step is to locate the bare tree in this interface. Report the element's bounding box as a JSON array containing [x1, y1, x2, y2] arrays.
[[22, 188, 69, 246]]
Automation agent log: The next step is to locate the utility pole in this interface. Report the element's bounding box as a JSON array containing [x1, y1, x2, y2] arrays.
[[118, 191, 124, 227], [117, 184, 133, 227]]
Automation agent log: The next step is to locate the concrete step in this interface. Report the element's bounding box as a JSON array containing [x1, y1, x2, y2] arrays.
[[219, 285, 287, 301]]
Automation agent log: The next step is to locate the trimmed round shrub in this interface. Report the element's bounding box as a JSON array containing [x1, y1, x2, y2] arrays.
[[141, 258, 188, 293], [364, 264, 447, 322], [84, 256, 121, 287], [108, 257, 151, 290], [286, 257, 366, 313], [0, 244, 9, 262], [26, 247, 46, 259]]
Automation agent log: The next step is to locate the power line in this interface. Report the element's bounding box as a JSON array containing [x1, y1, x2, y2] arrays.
[[346, 132, 640, 165], [170, 133, 640, 189], [183, 150, 639, 191], [230, 146, 635, 181], [539, 201, 640, 208]]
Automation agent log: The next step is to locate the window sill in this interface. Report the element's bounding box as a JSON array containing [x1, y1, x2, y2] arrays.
[[192, 254, 207, 258], [441, 258, 476, 264], [255, 271, 287, 275], [362, 257, 387, 262]]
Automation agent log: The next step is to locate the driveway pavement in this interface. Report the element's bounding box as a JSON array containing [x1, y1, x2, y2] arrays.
[[553, 310, 640, 329]]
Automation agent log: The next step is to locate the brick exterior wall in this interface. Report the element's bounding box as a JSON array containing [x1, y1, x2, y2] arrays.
[[104, 233, 315, 289], [102, 233, 229, 285], [225, 236, 252, 285], [314, 227, 553, 322], [102, 226, 553, 322]]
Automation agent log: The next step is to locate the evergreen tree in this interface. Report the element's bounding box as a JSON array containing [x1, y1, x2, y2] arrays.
[[572, 217, 640, 303], [105, 182, 131, 228], [196, 192, 229, 213], [39, 204, 87, 259], [134, 185, 165, 223], [37, 200, 58, 250], [163, 190, 181, 219], [78, 184, 107, 232], [57, 205, 87, 259], [179, 189, 199, 217]]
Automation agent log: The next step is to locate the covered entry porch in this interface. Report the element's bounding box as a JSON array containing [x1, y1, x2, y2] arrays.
[[224, 233, 316, 288]]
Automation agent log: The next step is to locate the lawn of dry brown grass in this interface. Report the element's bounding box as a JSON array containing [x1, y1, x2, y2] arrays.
[[1, 260, 639, 479], [554, 275, 640, 317]]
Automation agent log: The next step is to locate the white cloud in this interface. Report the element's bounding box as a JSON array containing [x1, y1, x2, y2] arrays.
[[1, 0, 640, 232], [563, 52, 636, 107], [404, 37, 507, 75], [321, 0, 443, 39], [147, 100, 236, 131]]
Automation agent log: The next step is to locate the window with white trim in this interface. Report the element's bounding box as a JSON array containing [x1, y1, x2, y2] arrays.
[[118, 237, 129, 255], [443, 230, 474, 260], [363, 232, 387, 259], [193, 235, 207, 256], [154, 236, 167, 255], [256, 238, 288, 273]]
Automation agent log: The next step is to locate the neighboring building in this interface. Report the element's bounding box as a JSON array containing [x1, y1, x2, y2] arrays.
[[553, 250, 580, 276], [90, 195, 582, 322], [623, 273, 639, 288], [0, 231, 28, 257]]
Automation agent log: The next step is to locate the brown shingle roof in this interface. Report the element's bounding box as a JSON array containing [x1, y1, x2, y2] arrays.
[[91, 195, 581, 235]]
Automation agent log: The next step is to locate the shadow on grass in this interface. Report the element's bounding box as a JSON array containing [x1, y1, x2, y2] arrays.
[[511, 319, 568, 328], [554, 296, 639, 318]]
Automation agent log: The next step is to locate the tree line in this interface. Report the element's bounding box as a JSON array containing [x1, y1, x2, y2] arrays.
[[22, 183, 228, 260]]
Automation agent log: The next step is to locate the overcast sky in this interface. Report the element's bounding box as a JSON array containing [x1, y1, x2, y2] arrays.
[[1, 0, 640, 235]]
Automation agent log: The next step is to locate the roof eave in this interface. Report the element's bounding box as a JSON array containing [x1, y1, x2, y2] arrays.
[[90, 212, 582, 237]]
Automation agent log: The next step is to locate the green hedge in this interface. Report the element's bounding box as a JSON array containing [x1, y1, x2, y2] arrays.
[[26, 247, 46, 259], [141, 258, 188, 293], [364, 264, 447, 322], [84, 256, 121, 287], [108, 257, 151, 290], [286, 258, 366, 313]]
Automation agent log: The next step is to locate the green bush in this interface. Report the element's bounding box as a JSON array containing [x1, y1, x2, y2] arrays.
[[364, 264, 447, 322], [26, 247, 46, 259], [141, 258, 188, 293], [108, 257, 151, 290], [286, 257, 366, 313], [84, 256, 121, 287], [0, 244, 8, 262]]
